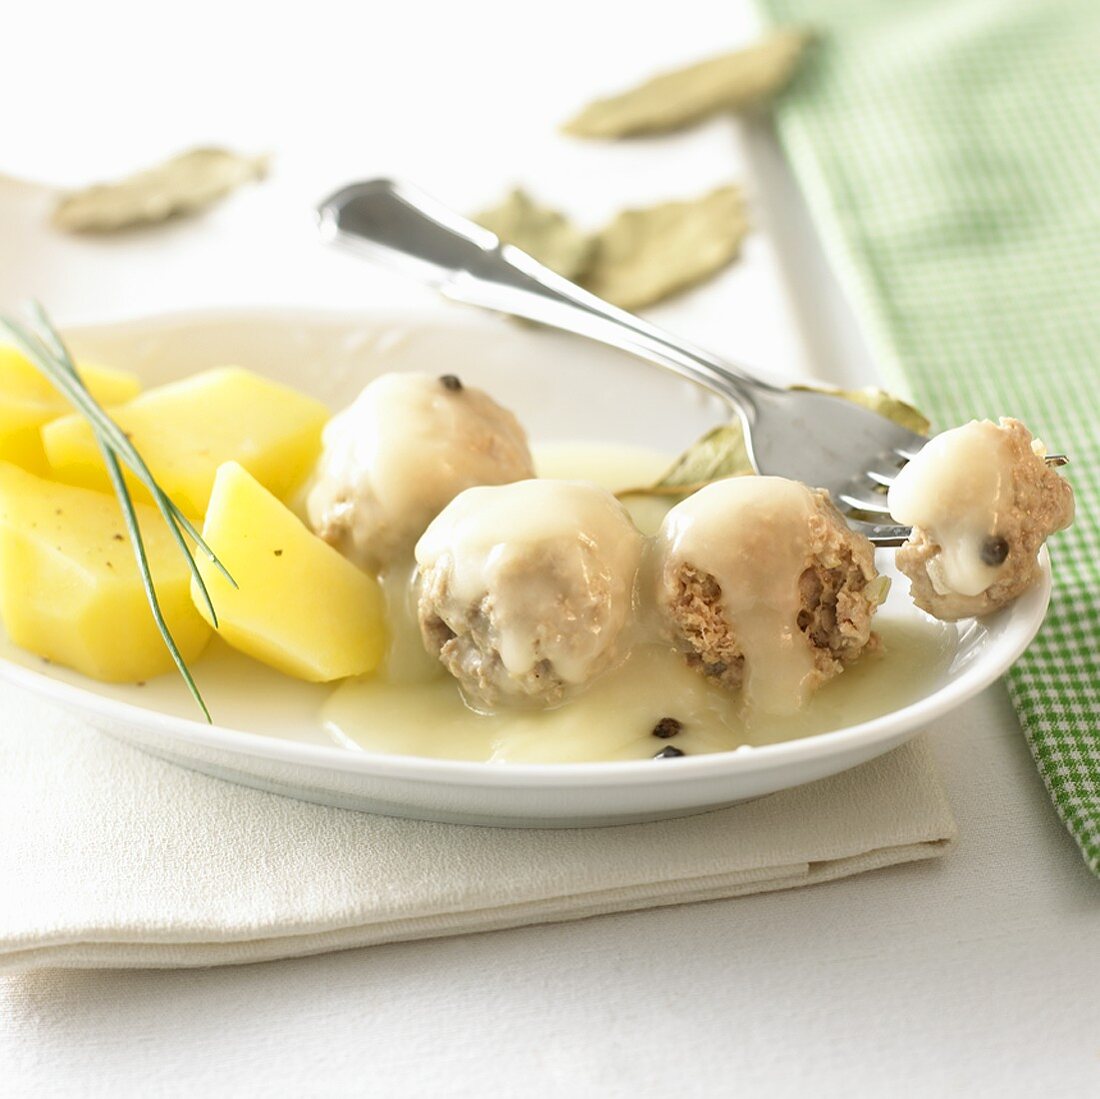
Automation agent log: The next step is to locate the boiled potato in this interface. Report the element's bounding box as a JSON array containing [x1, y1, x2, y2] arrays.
[[43, 366, 328, 514], [0, 346, 141, 472], [0, 462, 211, 682], [194, 462, 385, 681]]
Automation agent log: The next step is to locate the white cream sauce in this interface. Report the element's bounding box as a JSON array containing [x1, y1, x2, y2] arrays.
[[656, 477, 821, 715], [322, 443, 956, 764], [888, 421, 1013, 597], [325, 623, 951, 763]]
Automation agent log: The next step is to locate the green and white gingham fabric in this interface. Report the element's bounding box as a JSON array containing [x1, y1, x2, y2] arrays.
[[757, 0, 1100, 874]]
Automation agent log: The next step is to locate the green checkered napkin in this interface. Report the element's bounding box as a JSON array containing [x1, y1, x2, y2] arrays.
[[757, 0, 1100, 873]]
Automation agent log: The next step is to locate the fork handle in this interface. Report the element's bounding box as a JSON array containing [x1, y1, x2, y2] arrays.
[[317, 180, 781, 422]]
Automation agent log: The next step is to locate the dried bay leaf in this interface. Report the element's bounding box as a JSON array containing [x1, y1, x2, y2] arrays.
[[562, 28, 813, 139], [582, 185, 748, 311], [620, 388, 929, 500], [473, 186, 747, 310], [791, 385, 931, 436], [474, 189, 594, 280], [53, 147, 269, 233], [618, 422, 754, 499]]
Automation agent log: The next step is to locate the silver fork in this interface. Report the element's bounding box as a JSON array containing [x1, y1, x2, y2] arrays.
[[312, 180, 938, 545]]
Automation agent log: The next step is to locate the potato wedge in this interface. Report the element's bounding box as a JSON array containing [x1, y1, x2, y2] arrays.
[[0, 462, 210, 682], [194, 462, 385, 681], [43, 366, 328, 514], [0, 345, 141, 472]]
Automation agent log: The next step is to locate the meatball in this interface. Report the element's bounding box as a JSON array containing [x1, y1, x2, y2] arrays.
[[415, 480, 644, 710], [655, 476, 883, 714], [888, 418, 1074, 620], [307, 372, 534, 573]]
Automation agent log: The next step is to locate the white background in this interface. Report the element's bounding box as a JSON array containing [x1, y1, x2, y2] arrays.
[[2, 1, 1098, 1095]]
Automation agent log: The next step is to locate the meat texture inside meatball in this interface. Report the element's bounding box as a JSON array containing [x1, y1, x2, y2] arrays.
[[655, 476, 883, 715], [415, 480, 644, 710], [307, 372, 534, 574], [888, 418, 1074, 620]]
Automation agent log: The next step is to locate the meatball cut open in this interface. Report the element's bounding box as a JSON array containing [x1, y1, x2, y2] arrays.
[[655, 476, 883, 715], [307, 372, 534, 574], [888, 418, 1074, 621], [415, 480, 644, 710]]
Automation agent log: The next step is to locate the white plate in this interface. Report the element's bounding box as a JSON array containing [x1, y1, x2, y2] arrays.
[[0, 308, 1050, 827]]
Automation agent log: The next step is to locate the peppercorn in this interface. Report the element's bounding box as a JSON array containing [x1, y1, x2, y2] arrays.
[[980, 535, 1010, 566], [654, 746, 686, 759], [439, 374, 463, 392], [651, 716, 682, 739]]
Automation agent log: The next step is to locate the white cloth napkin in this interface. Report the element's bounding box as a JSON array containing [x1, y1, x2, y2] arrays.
[[0, 685, 955, 974]]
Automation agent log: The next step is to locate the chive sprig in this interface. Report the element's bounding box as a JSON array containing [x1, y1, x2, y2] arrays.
[[0, 303, 236, 720]]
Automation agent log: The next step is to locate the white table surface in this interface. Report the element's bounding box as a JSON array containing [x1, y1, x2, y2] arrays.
[[2, 2, 1097, 1095]]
